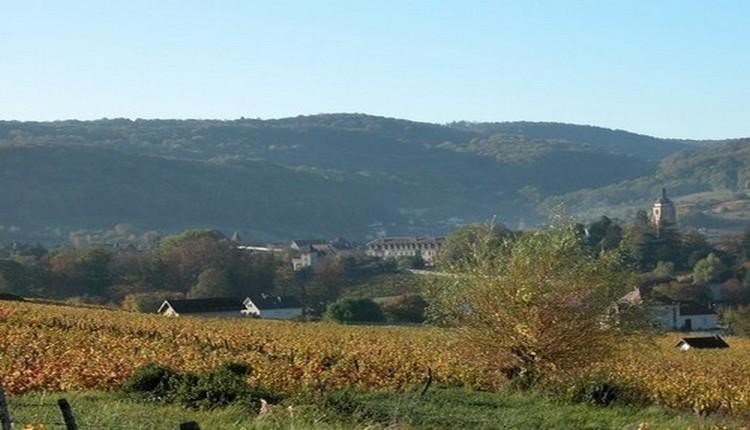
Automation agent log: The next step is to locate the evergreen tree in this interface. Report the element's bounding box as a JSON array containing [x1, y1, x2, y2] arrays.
[[742, 226, 750, 260], [587, 216, 623, 252], [620, 211, 659, 270]]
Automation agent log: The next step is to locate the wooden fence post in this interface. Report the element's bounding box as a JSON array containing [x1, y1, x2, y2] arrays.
[[0, 383, 11, 430], [57, 398, 79, 430], [420, 367, 433, 397], [179, 421, 201, 430]]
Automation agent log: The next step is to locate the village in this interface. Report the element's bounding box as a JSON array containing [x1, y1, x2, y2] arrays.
[[3, 187, 748, 428], [117, 188, 747, 354]]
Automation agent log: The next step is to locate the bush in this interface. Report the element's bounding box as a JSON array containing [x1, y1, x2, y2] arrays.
[[121, 363, 182, 402], [325, 298, 385, 324], [397, 255, 425, 270], [568, 377, 650, 406], [382, 294, 427, 324], [173, 368, 251, 410], [312, 390, 390, 423], [121, 362, 283, 411]]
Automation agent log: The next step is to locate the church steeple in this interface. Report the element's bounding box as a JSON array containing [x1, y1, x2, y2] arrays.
[[652, 187, 676, 228]]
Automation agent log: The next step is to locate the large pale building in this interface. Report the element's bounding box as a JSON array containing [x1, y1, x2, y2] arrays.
[[365, 236, 444, 265], [651, 188, 677, 228]]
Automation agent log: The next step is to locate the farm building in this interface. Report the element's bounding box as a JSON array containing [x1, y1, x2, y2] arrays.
[[157, 298, 248, 318], [158, 295, 303, 319], [676, 336, 729, 351], [242, 295, 303, 319], [618, 286, 719, 331]]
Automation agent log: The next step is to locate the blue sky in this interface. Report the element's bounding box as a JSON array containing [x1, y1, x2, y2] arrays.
[[1, 0, 748, 139]]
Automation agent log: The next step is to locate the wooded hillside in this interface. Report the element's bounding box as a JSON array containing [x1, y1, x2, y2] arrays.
[[0, 114, 744, 243]]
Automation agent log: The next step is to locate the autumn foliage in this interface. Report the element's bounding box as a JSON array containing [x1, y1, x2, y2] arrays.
[[3, 301, 750, 416]]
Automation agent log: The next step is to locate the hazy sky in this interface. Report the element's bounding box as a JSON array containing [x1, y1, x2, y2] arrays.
[[2, 1, 748, 139]]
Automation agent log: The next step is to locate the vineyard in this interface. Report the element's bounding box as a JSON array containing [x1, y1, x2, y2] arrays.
[[2, 301, 750, 417], [0, 301, 494, 396]]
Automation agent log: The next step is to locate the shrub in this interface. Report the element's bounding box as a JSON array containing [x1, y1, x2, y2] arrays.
[[325, 298, 385, 324], [567, 377, 650, 406], [216, 362, 252, 376], [121, 363, 182, 402], [121, 362, 283, 411], [312, 390, 390, 423], [173, 368, 251, 410], [397, 255, 425, 270], [382, 294, 427, 324]]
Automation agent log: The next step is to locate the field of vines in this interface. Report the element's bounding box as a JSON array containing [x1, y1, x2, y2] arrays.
[[2, 300, 750, 417], [0, 301, 496, 396]]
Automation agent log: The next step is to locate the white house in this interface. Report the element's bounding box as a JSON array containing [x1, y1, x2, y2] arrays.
[[290, 240, 335, 271], [242, 295, 303, 319], [157, 295, 302, 320], [650, 301, 719, 331], [292, 250, 323, 271], [618, 287, 719, 331]]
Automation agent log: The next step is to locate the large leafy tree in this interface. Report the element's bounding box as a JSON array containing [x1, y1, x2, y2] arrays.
[[325, 297, 385, 324], [692, 253, 727, 284], [427, 223, 643, 383], [158, 230, 235, 291], [46, 247, 114, 298], [188, 268, 233, 298], [680, 230, 713, 270], [437, 222, 513, 267]]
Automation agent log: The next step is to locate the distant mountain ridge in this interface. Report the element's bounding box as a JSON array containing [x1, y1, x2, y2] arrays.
[[0, 114, 746, 244], [546, 138, 750, 226]]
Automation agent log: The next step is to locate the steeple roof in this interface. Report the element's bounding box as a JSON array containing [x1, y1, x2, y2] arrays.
[[656, 188, 673, 205]]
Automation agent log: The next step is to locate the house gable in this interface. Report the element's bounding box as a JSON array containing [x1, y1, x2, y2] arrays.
[[243, 295, 303, 319]]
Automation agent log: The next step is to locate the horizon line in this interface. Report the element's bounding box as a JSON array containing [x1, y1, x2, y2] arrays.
[[0, 112, 747, 141]]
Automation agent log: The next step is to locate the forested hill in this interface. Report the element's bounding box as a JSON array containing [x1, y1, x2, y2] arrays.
[[448, 121, 697, 161], [0, 114, 742, 244], [547, 139, 750, 227]]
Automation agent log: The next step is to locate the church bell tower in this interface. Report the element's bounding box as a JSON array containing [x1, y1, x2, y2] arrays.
[[651, 188, 676, 228]]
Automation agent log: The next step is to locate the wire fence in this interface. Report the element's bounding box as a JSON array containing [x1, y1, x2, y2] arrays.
[[0, 383, 200, 430]]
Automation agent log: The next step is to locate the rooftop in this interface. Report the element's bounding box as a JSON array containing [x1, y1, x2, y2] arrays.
[[367, 236, 445, 245], [679, 302, 717, 316], [655, 187, 674, 205], [246, 295, 302, 309], [676, 336, 729, 349], [291, 239, 328, 247], [159, 298, 243, 314]]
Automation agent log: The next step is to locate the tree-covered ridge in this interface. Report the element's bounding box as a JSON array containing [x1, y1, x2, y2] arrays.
[[448, 120, 705, 161], [548, 139, 750, 224], [0, 114, 742, 243], [0, 145, 396, 241]]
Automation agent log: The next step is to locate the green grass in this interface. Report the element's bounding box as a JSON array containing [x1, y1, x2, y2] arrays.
[[7, 391, 350, 430], [9, 387, 747, 429], [336, 388, 744, 429]]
